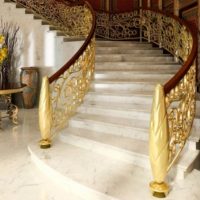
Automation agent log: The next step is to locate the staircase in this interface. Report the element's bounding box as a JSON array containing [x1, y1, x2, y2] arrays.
[[28, 41, 200, 200]]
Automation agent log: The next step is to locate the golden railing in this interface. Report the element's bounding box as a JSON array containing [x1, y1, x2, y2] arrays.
[[96, 9, 197, 197], [12, 0, 96, 148], [39, 1, 96, 148]]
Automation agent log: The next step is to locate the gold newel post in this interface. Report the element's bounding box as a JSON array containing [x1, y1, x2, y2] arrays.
[[39, 76, 52, 149], [149, 84, 169, 198]]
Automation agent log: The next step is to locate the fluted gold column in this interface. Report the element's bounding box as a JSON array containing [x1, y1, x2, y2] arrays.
[[158, 0, 162, 10], [139, 0, 142, 7], [147, 0, 151, 8], [174, 0, 180, 16], [39, 76, 52, 149], [149, 84, 169, 198], [105, 0, 110, 12]]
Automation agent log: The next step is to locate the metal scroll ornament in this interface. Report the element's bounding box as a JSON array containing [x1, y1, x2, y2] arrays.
[[50, 38, 95, 135], [96, 11, 141, 40], [15, 0, 92, 38]]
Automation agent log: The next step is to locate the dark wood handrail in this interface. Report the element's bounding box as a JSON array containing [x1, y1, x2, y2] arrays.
[[49, 1, 96, 83]]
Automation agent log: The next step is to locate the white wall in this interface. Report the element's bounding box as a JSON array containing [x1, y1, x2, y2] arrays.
[[0, 0, 84, 81]]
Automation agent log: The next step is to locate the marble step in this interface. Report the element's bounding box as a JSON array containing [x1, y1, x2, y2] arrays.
[[28, 141, 151, 200], [70, 111, 200, 146], [96, 41, 152, 48], [78, 101, 151, 120], [95, 54, 174, 62], [59, 128, 199, 180], [69, 113, 151, 141], [78, 101, 200, 128], [94, 71, 173, 82], [89, 87, 154, 96], [91, 81, 156, 92], [28, 141, 200, 200], [95, 62, 181, 71], [85, 91, 153, 104], [96, 47, 164, 55]]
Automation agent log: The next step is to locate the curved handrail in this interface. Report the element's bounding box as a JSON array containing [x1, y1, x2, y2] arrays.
[[49, 1, 96, 83]]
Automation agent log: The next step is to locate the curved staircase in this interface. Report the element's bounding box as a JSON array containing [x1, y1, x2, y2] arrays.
[[2, 0, 199, 198], [28, 40, 200, 200]]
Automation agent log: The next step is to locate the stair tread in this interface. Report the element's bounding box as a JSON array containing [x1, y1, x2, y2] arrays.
[[71, 113, 150, 130], [29, 137, 199, 200], [93, 80, 157, 84], [29, 141, 152, 200], [80, 100, 151, 112], [89, 88, 154, 95], [61, 127, 149, 156], [87, 90, 153, 97], [60, 128, 199, 172]]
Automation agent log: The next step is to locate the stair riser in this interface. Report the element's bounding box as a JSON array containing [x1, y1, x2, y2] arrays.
[[96, 55, 174, 62], [91, 83, 155, 92], [60, 134, 150, 169], [96, 49, 164, 55], [70, 116, 199, 148], [95, 63, 180, 71], [85, 94, 153, 104], [69, 120, 148, 141], [96, 42, 152, 48], [77, 107, 150, 121], [59, 134, 198, 181], [94, 73, 172, 82]]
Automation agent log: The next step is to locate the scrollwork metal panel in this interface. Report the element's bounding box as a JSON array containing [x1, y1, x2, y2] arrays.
[[50, 38, 95, 136], [96, 11, 141, 40], [15, 0, 92, 38]]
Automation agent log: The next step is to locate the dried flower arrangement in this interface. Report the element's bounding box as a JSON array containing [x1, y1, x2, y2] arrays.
[[0, 19, 19, 88]]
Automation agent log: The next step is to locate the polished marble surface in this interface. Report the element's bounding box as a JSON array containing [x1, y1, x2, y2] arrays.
[[0, 109, 81, 200], [1, 109, 200, 200]]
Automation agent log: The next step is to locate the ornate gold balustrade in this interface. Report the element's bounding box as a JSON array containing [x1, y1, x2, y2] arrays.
[[96, 8, 197, 197], [14, 0, 92, 38], [37, 1, 96, 148], [11, 0, 96, 148], [143, 9, 197, 198], [10, 0, 197, 197]]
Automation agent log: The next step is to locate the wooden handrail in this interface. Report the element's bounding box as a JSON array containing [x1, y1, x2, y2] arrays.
[[49, 1, 96, 83]]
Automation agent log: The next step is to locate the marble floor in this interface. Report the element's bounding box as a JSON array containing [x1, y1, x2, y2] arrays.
[[0, 109, 200, 200]]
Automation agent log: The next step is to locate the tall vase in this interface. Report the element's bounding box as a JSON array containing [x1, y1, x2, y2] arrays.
[[20, 67, 39, 109]]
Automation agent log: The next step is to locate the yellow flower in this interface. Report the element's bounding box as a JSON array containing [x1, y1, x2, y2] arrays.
[[0, 45, 8, 65], [0, 35, 5, 44]]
